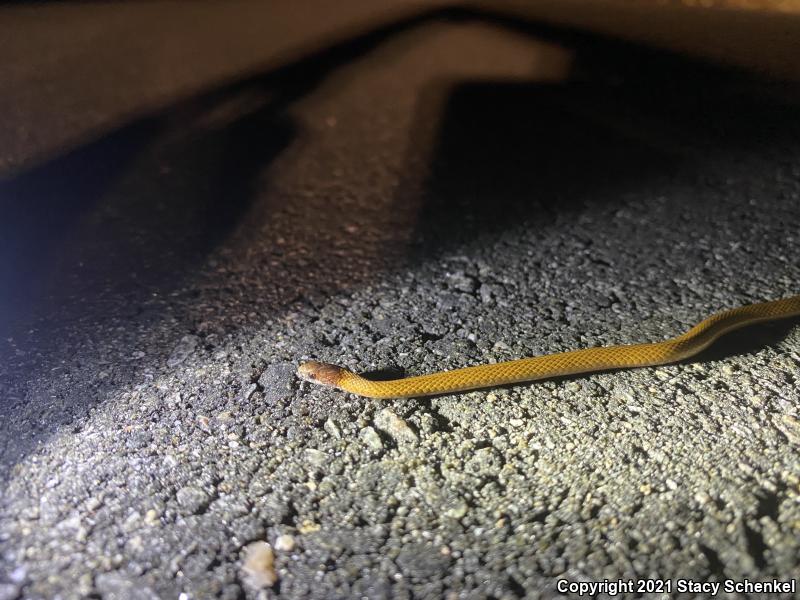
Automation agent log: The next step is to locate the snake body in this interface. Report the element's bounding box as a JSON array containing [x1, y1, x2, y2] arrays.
[[296, 295, 800, 399]]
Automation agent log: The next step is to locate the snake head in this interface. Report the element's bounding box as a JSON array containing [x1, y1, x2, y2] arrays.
[[297, 361, 345, 388]]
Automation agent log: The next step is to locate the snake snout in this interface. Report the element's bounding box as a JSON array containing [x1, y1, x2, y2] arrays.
[[297, 361, 344, 387], [297, 361, 321, 382]]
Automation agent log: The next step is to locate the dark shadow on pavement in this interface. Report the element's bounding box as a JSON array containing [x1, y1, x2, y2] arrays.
[[688, 316, 800, 366], [0, 117, 162, 330], [409, 27, 800, 259], [412, 79, 680, 254]]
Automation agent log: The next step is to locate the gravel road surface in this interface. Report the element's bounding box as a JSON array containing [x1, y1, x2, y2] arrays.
[[2, 3, 800, 599]]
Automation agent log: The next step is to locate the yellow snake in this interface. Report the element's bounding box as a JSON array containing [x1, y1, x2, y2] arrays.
[[296, 295, 800, 399]]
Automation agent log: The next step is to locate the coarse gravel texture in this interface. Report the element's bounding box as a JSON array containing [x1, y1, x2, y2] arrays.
[[2, 8, 800, 600]]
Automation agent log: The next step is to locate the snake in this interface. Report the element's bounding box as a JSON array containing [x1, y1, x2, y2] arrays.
[[296, 295, 800, 399]]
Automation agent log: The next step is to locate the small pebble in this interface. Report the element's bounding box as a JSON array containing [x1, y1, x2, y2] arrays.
[[445, 498, 469, 519], [298, 520, 320, 534], [167, 335, 199, 368], [176, 486, 210, 514], [241, 542, 277, 589], [775, 414, 800, 444], [304, 449, 328, 467], [195, 415, 211, 433], [324, 418, 342, 439], [359, 426, 384, 451], [274, 534, 296, 552], [374, 408, 419, 445]]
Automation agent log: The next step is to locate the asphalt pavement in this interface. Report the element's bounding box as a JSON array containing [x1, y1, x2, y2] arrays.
[[2, 2, 800, 599]]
